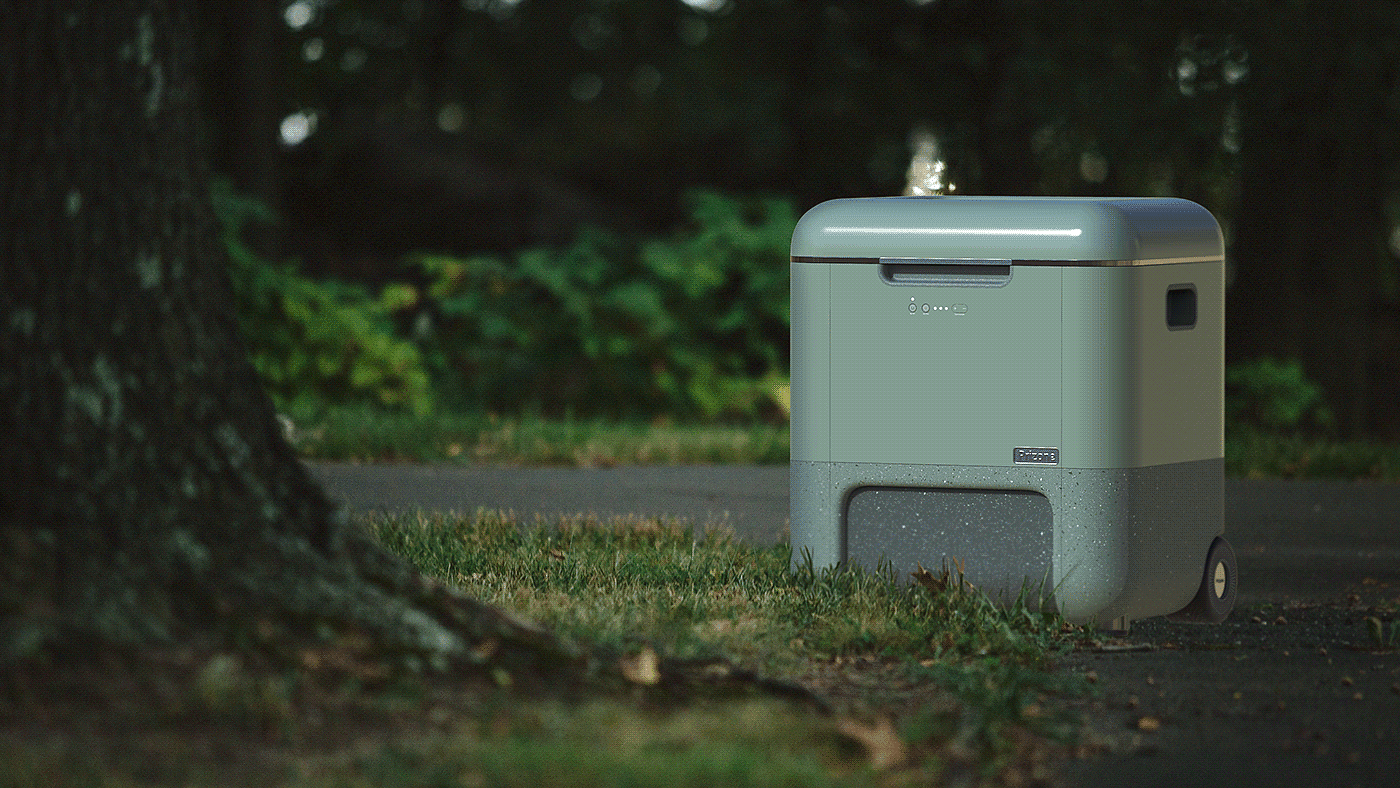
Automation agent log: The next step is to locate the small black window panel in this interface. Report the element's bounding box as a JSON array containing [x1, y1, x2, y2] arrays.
[[1167, 285, 1197, 330]]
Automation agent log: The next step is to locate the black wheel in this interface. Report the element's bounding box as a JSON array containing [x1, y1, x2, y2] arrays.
[[1168, 536, 1237, 623]]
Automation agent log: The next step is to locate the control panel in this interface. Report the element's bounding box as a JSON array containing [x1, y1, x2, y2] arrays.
[[908, 297, 968, 315]]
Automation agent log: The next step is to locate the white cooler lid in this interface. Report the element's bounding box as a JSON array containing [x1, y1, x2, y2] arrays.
[[791, 196, 1222, 264]]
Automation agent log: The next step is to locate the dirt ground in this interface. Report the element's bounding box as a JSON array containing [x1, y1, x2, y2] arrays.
[[1060, 595, 1400, 787]]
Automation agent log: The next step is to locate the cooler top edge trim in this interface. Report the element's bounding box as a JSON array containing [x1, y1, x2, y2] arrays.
[[791, 255, 1222, 267]]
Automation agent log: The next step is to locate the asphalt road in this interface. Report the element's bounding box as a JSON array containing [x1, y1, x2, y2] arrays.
[[307, 463, 795, 545], [307, 462, 1400, 787]]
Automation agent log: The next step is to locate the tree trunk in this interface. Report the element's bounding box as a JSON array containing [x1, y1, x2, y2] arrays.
[[0, 0, 558, 668]]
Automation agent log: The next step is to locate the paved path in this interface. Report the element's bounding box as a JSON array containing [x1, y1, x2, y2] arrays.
[[307, 463, 794, 544], [308, 463, 1400, 787]]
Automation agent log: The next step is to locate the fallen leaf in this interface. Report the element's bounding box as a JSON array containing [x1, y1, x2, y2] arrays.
[[619, 646, 661, 686], [469, 638, 499, 664], [693, 616, 761, 638], [1095, 642, 1155, 653], [837, 717, 907, 770], [911, 557, 976, 596], [699, 662, 731, 680], [1366, 617, 1383, 644], [910, 563, 946, 595], [1137, 716, 1161, 732]]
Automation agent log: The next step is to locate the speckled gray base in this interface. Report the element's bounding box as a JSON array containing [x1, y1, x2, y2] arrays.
[[847, 487, 1053, 604], [790, 458, 1223, 626]]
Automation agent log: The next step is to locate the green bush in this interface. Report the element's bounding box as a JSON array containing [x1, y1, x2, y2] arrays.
[[406, 191, 794, 419], [1225, 356, 1334, 434], [213, 181, 433, 416]]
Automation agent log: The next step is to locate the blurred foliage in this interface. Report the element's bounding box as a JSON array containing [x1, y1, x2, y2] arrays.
[[196, 0, 1400, 435], [405, 191, 792, 419], [286, 407, 790, 465], [221, 166, 1354, 434], [214, 181, 434, 415], [1224, 431, 1400, 480], [1225, 356, 1334, 434]]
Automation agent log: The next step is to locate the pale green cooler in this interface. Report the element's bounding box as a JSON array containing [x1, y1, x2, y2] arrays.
[[790, 196, 1236, 629]]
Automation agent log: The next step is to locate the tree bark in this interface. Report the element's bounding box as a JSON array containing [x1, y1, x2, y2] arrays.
[[0, 0, 558, 668]]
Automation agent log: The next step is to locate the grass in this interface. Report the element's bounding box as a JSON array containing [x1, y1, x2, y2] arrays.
[[372, 511, 1073, 671], [315, 699, 865, 788], [285, 408, 789, 466], [352, 510, 1087, 786], [1, 511, 1090, 787]]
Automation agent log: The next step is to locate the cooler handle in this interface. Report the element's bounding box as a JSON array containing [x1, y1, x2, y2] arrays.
[[878, 258, 1012, 287]]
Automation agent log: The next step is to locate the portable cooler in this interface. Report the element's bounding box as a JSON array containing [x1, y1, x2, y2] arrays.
[[789, 196, 1236, 629]]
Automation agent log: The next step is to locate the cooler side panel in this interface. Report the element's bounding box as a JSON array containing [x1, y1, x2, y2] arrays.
[[1062, 262, 1224, 469], [790, 261, 831, 463], [1088, 459, 1226, 623], [790, 261, 841, 570], [1133, 261, 1225, 465], [1060, 267, 1138, 468], [790, 461, 838, 569]]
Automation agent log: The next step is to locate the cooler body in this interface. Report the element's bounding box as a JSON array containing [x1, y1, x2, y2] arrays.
[[790, 197, 1225, 626]]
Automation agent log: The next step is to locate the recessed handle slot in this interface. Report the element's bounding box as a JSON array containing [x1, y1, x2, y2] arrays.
[[879, 258, 1012, 287], [1167, 284, 1197, 330]]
